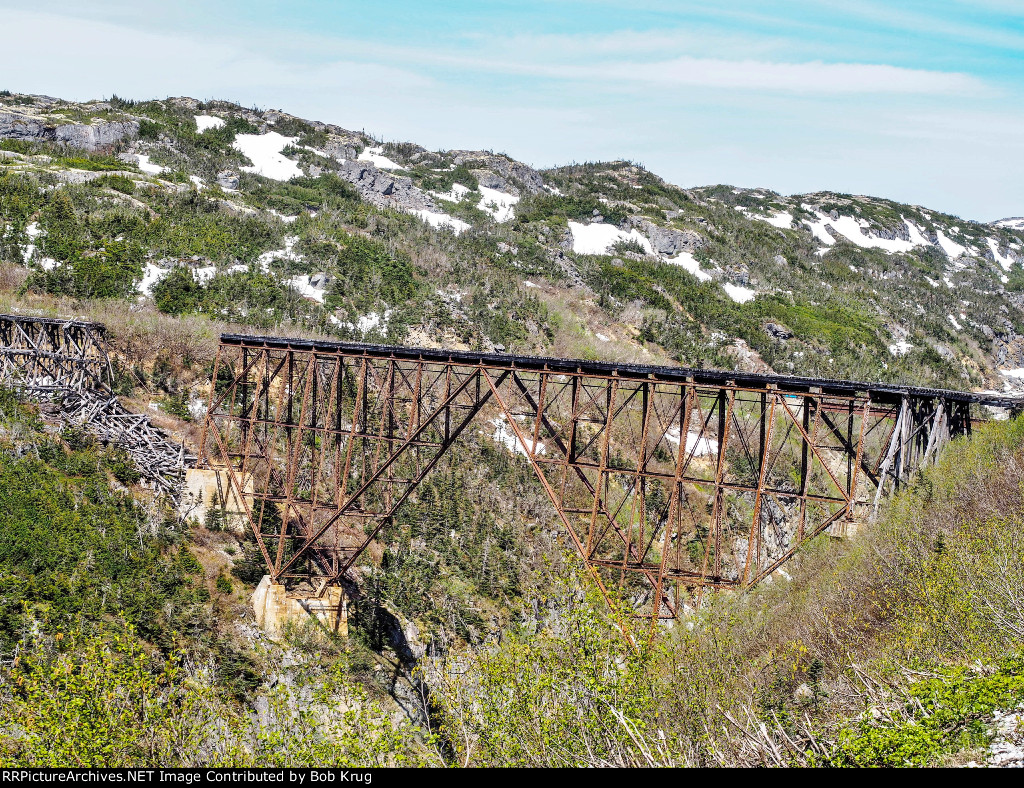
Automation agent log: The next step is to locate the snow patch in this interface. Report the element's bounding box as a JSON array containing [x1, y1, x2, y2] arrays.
[[256, 235, 302, 272], [137, 263, 167, 296], [752, 211, 793, 229], [491, 416, 545, 457], [666, 251, 712, 282], [665, 427, 718, 457], [411, 209, 471, 235], [723, 283, 757, 304], [432, 183, 471, 202], [477, 186, 519, 223], [948, 314, 963, 331], [193, 266, 217, 284], [888, 341, 913, 357], [988, 238, 1016, 271], [595, 333, 610, 342], [269, 209, 298, 224], [935, 229, 968, 259], [357, 310, 392, 333], [194, 115, 225, 133], [995, 217, 1024, 230], [189, 175, 204, 189], [357, 146, 402, 170], [567, 221, 653, 255], [136, 155, 165, 175], [286, 274, 326, 303], [233, 132, 302, 181]]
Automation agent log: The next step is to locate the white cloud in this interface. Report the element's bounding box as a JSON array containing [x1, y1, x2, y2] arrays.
[[544, 57, 985, 94], [0, 10, 434, 100]]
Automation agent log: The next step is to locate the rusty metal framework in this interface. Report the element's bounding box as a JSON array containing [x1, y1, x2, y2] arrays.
[[0, 313, 191, 495], [200, 334, 1022, 636]]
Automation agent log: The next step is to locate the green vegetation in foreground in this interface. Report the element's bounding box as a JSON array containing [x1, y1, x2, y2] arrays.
[[0, 391, 426, 766], [1, 396, 1024, 767], [422, 415, 1024, 766]]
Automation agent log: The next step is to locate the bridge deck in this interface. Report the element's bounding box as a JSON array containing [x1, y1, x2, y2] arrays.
[[221, 333, 1024, 411]]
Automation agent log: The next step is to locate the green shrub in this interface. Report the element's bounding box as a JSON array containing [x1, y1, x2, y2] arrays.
[[90, 173, 136, 195]]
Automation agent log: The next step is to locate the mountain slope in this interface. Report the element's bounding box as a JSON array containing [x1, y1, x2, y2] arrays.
[[2, 90, 1023, 398]]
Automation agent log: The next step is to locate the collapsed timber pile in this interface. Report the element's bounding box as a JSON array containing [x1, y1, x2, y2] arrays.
[[0, 313, 192, 495]]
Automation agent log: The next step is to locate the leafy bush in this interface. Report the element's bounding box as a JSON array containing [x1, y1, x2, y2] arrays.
[[833, 656, 1024, 766]]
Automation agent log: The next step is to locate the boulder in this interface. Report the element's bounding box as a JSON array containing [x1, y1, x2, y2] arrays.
[[216, 171, 240, 190], [765, 322, 793, 340]]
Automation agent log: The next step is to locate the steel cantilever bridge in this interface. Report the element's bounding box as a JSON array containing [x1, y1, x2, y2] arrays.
[[199, 333, 1023, 638]]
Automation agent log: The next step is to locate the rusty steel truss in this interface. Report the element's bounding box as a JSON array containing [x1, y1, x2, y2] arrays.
[[200, 334, 1023, 638]]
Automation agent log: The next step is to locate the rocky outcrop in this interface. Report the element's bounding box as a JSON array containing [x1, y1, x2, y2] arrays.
[[0, 110, 138, 151], [764, 322, 793, 340], [864, 222, 911, 242], [449, 150, 545, 194], [628, 218, 705, 255], [336, 160, 438, 212]]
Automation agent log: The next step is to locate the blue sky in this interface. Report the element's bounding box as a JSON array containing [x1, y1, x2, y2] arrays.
[[3, 1, 1023, 220]]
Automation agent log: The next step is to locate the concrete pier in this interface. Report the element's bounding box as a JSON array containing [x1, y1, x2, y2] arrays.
[[252, 576, 349, 641]]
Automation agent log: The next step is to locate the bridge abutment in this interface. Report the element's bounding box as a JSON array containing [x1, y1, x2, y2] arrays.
[[252, 576, 349, 641]]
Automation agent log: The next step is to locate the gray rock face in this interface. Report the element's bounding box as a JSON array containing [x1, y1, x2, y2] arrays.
[[550, 249, 590, 291], [54, 120, 139, 150], [449, 150, 545, 194], [322, 140, 358, 163], [0, 111, 138, 151], [474, 170, 515, 193], [337, 160, 438, 212], [629, 218, 704, 255], [866, 222, 911, 242]]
